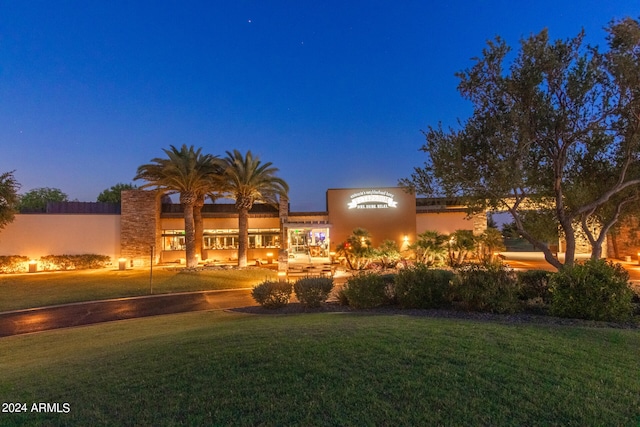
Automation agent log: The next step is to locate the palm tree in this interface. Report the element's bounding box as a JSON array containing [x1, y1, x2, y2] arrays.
[[135, 145, 223, 268], [410, 230, 448, 266], [220, 150, 289, 267], [336, 228, 375, 270]]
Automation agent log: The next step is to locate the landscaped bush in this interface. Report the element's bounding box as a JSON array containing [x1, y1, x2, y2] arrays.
[[39, 254, 111, 271], [394, 264, 454, 309], [0, 255, 29, 274], [294, 277, 334, 307], [251, 280, 292, 309], [549, 259, 634, 322], [517, 269, 552, 303], [451, 263, 520, 314], [341, 272, 394, 309]]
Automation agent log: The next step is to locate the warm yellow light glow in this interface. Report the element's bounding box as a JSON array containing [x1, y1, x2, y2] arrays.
[[28, 260, 37, 273], [118, 258, 127, 271], [403, 235, 409, 242], [267, 252, 273, 257], [277, 271, 286, 277]]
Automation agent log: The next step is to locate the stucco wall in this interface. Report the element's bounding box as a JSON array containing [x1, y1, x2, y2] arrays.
[[416, 211, 476, 236], [327, 187, 416, 250], [0, 214, 121, 260]]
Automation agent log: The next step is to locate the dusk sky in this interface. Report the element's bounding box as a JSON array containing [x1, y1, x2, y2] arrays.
[[1, 1, 638, 211]]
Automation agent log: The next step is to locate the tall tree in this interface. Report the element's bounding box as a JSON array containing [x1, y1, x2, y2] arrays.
[[97, 183, 137, 203], [18, 187, 68, 212], [401, 18, 640, 269], [0, 171, 20, 230], [135, 145, 223, 268], [220, 150, 289, 267]]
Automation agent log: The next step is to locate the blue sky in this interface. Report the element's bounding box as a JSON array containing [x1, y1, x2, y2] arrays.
[[1, 1, 638, 211]]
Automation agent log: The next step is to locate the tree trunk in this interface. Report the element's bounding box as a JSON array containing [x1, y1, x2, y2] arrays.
[[183, 202, 197, 268], [237, 207, 249, 267], [194, 196, 204, 262], [561, 222, 577, 268]]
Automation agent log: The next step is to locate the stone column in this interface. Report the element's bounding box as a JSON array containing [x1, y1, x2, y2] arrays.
[[472, 211, 488, 236], [120, 190, 161, 266], [278, 195, 289, 279]]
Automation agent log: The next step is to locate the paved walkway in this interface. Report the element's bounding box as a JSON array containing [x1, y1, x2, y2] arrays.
[[0, 289, 256, 337]]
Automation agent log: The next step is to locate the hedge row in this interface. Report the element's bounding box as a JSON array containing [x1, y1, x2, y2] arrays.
[[336, 260, 637, 322], [252, 277, 335, 309], [0, 254, 112, 273]]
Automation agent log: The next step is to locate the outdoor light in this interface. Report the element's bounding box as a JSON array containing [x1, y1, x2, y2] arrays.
[[403, 235, 409, 242], [267, 252, 274, 264], [28, 259, 37, 273], [118, 258, 127, 271]]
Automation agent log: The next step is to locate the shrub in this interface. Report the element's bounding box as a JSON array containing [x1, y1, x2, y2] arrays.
[[517, 269, 552, 303], [0, 255, 29, 274], [451, 263, 520, 314], [394, 264, 454, 309], [39, 254, 111, 271], [549, 259, 634, 322], [251, 280, 292, 309], [341, 272, 394, 309], [294, 277, 334, 307]]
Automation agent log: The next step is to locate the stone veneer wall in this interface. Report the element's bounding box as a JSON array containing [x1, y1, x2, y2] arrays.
[[472, 212, 487, 236], [121, 190, 161, 266], [278, 195, 289, 275]]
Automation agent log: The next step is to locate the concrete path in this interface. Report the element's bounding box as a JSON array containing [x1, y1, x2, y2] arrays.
[[0, 289, 256, 337]]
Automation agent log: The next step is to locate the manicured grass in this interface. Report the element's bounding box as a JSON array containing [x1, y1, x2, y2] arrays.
[[1, 311, 639, 426], [0, 267, 275, 312]]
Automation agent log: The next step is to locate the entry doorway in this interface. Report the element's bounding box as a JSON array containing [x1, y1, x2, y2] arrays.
[[288, 227, 330, 264]]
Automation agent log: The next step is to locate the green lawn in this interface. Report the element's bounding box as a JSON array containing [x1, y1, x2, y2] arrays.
[[0, 267, 275, 312], [1, 311, 639, 426]]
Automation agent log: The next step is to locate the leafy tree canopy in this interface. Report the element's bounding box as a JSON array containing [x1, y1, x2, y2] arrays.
[[18, 187, 68, 212], [401, 17, 640, 269], [97, 183, 138, 203], [0, 171, 20, 230]]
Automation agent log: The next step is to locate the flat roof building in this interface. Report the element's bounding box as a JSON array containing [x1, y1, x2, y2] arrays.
[[0, 186, 487, 267]]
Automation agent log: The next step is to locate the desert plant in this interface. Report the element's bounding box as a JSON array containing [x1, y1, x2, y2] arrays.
[[335, 228, 376, 270], [451, 263, 520, 314], [293, 277, 334, 307], [549, 259, 634, 322], [476, 228, 506, 262], [395, 264, 454, 309], [447, 230, 477, 267], [251, 280, 292, 309], [341, 272, 393, 309], [375, 240, 402, 269], [410, 230, 448, 266]]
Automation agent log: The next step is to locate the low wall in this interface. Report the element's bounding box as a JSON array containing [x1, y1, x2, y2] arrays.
[[0, 214, 121, 260], [161, 248, 278, 265]]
